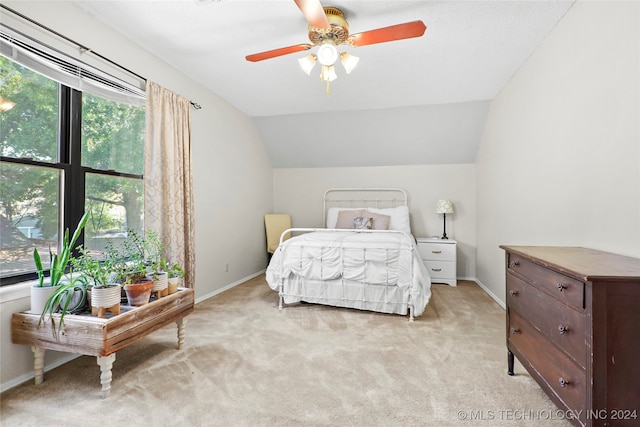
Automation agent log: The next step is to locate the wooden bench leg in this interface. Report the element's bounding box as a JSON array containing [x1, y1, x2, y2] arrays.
[[97, 353, 116, 399], [93, 303, 121, 318], [32, 346, 46, 385], [176, 318, 187, 350]]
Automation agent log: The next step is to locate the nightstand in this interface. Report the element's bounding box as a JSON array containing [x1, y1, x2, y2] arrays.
[[416, 238, 457, 286]]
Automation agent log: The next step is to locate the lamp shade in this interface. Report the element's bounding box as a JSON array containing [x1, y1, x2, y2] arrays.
[[340, 52, 359, 74], [436, 200, 454, 214], [298, 54, 317, 75], [320, 65, 337, 82]]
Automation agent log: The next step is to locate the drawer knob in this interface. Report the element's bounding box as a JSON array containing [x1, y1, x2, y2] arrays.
[[509, 290, 518, 297], [558, 325, 569, 334], [556, 283, 567, 292], [509, 261, 520, 268], [432, 268, 442, 272], [559, 377, 570, 387], [432, 250, 442, 254], [510, 327, 520, 335]]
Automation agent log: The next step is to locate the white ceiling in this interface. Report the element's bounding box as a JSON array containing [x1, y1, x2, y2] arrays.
[[72, 0, 575, 167]]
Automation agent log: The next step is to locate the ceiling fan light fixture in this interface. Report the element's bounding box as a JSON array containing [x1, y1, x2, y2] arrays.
[[298, 54, 317, 75], [316, 41, 338, 66], [340, 52, 359, 74], [320, 64, 337, 82]]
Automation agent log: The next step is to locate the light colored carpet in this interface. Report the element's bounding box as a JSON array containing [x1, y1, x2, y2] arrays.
[[1, 276, 571, 426]]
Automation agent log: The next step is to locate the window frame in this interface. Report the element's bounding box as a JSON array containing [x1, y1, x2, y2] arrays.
[[1, 80, 144, 286]]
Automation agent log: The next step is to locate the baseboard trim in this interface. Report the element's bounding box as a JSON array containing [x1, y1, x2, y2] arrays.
[[194, 269, 265, 305], [471, 277, 505, 309], [1, 352, 80, 393]]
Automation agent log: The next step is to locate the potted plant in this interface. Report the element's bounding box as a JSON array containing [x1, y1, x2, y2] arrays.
[[31, 212, 89, 314], [71, 247, 120, 318], [144, 230, 168, 297], [34, 212, 90, 338], [166, 262, 185, 294], [38, 272, 88, 339], [107, 230, 153, 306]]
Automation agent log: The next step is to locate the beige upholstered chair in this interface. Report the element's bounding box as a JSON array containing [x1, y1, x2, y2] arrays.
[[264, 214, 291, 258]]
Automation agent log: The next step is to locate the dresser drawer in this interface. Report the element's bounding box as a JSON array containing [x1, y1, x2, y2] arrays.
[[507, 273, 586, 369], [417, 242, 456, 261], [425, 261, 455, 280], [507, 253, 584, 310], [508, 310, 586, 422]]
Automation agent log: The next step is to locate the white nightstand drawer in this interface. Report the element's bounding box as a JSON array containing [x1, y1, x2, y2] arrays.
[[425, 261, 456, 280], [417, 241, 456, 261], [416, 238, 457, 286]]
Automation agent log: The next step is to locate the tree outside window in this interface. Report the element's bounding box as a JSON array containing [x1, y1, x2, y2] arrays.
[[0, 55, 145, 283]]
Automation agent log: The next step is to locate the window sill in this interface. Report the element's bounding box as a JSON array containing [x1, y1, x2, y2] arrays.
[[0, 280, 38, 303]]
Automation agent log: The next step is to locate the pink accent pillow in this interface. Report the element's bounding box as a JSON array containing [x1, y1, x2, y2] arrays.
[[335, 210, 363, 229], [368, 212, 391, 230]]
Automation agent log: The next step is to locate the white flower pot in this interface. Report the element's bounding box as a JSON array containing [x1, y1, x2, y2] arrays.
[[150, 272, 168, 291], [30, 284, 58, 315], [60, 288, 87, 313], [91, 285, 121, 309]]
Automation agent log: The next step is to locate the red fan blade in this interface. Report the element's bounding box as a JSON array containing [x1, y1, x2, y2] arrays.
[[294, 0, 330, 29], [246, 44, 313, 62], [349, 21, 427, 47]]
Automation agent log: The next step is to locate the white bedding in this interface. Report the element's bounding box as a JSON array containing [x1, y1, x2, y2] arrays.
[[266, 230, 431, 317]]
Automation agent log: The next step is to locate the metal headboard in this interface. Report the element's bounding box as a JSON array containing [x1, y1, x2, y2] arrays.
[[322, 188, 408, 227]]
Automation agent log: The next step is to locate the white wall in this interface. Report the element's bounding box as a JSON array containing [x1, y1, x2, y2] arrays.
[[1, 2, 273, 390], [273, 164, 477, 279], [475, 0, 640, 304]]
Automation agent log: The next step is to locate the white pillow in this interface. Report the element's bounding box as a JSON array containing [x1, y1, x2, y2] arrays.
[[366, 206, 411, 234], [326, 207, 362, 228]]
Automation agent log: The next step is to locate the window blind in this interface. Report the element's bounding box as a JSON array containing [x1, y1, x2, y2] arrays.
[[0, 23, 145, 106]]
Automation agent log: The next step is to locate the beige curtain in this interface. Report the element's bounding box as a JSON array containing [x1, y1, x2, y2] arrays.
[[144, 81, 195, 288]]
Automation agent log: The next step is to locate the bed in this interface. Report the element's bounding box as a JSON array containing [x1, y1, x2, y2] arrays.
[[265, 188, 431, 321]]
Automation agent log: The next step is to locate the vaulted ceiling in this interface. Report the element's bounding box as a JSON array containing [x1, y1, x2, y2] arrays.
[[72, 0, 575, 168]]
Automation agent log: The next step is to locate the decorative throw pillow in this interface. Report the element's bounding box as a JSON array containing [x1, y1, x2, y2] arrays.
[[327, 207, 361, 228], [335, 209, 363, 229], [353, 216, 373, 230], [367, 212, 391, 230]]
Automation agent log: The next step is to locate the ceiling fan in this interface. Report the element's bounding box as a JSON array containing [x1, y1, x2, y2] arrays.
[[245, 0, 427, 93]]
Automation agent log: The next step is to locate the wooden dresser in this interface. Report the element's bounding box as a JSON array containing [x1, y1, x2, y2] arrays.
[[500, 246, 640, 427]]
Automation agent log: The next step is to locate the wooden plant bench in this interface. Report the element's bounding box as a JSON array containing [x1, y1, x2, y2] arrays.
[[11, 288, 195, 398]]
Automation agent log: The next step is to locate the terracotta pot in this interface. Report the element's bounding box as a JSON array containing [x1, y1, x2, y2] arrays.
[[123, 280, 153, 306]]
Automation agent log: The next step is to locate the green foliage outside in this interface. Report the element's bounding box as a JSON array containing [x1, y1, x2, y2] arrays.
[[0, 55, 145, 275]]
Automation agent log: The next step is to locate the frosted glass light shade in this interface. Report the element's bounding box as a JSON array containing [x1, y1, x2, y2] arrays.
[[320, 65, 337, 82], [317, 41, 338, 66], [340, 52, 359, 74], [436, 199, 454, 214], [298, 54, 317, 75]]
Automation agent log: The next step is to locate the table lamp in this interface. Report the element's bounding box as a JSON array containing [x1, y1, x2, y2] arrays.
[[436, 200, 454, 239]]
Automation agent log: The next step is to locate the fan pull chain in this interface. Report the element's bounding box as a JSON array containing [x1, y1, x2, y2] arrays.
[[326, 80, 331, 95]]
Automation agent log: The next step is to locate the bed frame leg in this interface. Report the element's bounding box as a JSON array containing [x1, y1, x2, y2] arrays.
[[278, 285, 283, 311], [409, 306, 414, 322]]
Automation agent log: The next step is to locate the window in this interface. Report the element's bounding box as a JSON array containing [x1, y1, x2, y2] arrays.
[[0, 26, 145, 285]]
